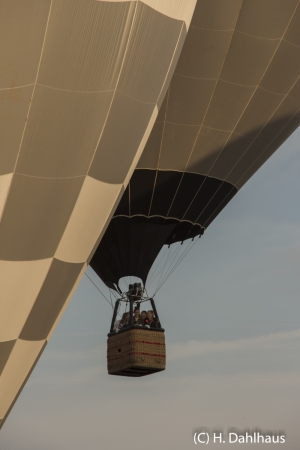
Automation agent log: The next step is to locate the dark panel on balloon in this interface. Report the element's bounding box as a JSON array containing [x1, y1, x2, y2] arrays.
[[91, 171, 237, 289], [0, 340, 16, 377], [20, 259, 84, 341], [168, 172, 205, 219], [115, 185, 130, 216], [130, 169, 156, 216], [90, 216, 176, 288], [183, 177, 223, 223], [150, 170, 183, 216], [90, 219, 129, 290], [166, 221, 203, 245]]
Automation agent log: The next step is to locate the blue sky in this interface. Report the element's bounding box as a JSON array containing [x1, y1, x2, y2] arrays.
[[1, 129, 299, 449]]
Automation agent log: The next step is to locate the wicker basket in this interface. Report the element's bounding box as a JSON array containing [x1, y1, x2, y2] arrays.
[[107, 327, 166, 377]]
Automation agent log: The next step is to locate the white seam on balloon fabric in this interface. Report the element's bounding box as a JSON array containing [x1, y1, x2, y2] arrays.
[[0, 84, 34, 91]]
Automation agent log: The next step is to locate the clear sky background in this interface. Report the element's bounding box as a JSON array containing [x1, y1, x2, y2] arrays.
[[1, 129, 299, 449]]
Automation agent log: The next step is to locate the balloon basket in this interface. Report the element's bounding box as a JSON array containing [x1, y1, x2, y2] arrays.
[[107, 327, 166, 377]]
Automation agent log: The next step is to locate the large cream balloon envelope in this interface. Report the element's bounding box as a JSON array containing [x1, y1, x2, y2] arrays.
[[0, 0, 196, 428]]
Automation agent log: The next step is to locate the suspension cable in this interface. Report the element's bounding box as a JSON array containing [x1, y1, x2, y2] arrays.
[[154, 235, 201, 294], [147, 240, 188, 291], [84, 271, 114, 310], [147, 245, 169, 285], [149, 242, 175, 291], [148, 243, 182, 289]]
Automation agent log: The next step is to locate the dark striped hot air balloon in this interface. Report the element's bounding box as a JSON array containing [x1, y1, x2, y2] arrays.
[[91, 0, 300, 293]]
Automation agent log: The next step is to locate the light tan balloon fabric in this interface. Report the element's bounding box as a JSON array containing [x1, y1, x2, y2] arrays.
[[0, 0, 196, 427]]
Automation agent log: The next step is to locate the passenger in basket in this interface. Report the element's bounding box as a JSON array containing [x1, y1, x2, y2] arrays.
[[140, 310, 147, 322], [114, 312, 130, 333], [145, 310, 158, 329], [133, 308, 144, 326]]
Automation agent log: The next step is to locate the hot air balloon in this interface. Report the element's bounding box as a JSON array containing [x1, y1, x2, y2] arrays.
[[0, 0, 196, 428], [90, 0, 300, 375]]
